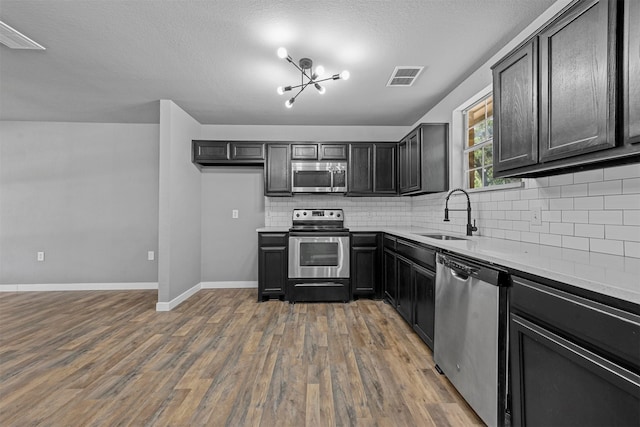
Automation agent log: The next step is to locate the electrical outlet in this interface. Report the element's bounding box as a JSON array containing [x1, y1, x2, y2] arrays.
[[37, 251, 45, 262], [148, 251, 155, 261], [232, 209, 239, 219], [530, 206, 542, 226]]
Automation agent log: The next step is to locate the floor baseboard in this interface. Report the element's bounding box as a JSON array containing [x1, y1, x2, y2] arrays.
[[0, 282, 158, 292]]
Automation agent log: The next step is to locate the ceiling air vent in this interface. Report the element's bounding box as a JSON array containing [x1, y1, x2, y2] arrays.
[[0, 21, 45, 50], [386, 66, 424, 87]]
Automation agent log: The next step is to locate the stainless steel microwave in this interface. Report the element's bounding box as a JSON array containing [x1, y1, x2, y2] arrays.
[[291, 161, 347, 193]]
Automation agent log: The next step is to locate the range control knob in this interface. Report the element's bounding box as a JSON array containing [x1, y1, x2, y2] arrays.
[[295, 213, 300, 217], [336, 213, 341, 218], [303, 211, 307, 216], [329, 211, 334, 216]]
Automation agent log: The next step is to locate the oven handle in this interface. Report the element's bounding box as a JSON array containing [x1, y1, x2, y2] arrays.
[[289, 231, 350, 237]]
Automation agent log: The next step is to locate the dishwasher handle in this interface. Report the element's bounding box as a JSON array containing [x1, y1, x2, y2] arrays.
[[440, 255, 478, 277], [437, 253, 502, 286]]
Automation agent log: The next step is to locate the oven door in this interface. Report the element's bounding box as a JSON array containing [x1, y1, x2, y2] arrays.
[[288, 234, 350, 278]]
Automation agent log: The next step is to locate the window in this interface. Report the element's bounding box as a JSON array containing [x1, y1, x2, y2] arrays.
[[463, 95, 517, 189]]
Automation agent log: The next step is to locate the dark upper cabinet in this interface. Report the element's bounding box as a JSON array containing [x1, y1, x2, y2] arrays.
[[291, 144, 318, 160], [493, 40, 538, 173], [319, 144, 348, 160], [193, 141, 264, 165], [399, 123, 449, 195], [258, 233, 288, 301], [350, 233, 382, 298], [230, 142, 264, 160], [624, 0, 640, 144], [493, 0, 640, 177], [538, 0, 617, 162], [265, 144, 292, 196], [348, 143, 397, 196]]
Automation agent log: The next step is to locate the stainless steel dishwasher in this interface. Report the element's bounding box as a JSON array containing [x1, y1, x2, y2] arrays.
[[434, 253, 509, 427]]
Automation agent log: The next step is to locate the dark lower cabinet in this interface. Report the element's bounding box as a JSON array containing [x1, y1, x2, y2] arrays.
[[412, 264, 435, 350], [350, 233, 381, 299], [383, 249, 397, 306], [258, 233, 288, 301], [265, 144, 291, 196], [396, 256, 413, 324], [509, 276, 640, 426]]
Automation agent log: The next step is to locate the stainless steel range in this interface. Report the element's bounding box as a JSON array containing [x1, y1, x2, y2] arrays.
[[288, 209, 350, 302]]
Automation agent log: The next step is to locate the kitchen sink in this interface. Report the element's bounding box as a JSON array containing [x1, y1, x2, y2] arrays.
[[417, 233, 467, 241]]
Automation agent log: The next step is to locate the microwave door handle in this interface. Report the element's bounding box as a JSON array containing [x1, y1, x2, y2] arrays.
[[330, 169, 334, 190]]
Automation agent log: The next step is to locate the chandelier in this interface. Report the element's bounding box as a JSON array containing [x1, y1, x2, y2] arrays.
[[275, 47, 350, 108]]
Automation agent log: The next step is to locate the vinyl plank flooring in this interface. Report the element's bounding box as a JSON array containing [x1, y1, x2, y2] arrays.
[[0, 289, 484, 426]]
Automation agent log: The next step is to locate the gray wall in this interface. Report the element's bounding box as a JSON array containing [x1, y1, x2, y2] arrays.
[[158, 100, 202, 302], [201, 167, 264, 282], [0, 121, 159, 284]]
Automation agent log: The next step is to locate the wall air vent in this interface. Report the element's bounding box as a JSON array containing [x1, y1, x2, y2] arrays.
[[386, 66, 424, 87], [0, 21, 45, 50]]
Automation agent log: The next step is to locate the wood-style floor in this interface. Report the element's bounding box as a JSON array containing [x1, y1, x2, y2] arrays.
[[0, 289, 483, 426]]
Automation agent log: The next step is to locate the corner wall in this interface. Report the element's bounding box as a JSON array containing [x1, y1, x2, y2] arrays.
[[157, 101, 202, 306]]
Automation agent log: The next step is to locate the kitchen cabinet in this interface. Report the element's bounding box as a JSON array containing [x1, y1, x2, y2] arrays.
[[624, 0, 640, 144], [265, 144, 292, 196], [509, 275, 640, 426], [348, 143, 397, 196], [192, 140, 264, 165], [398, 123, 449, 195], [383, 235, 397, 306], [291, 143, 348, 160], [538, 0, 617, 162], [350, 233, 382, 298], [492, 40, 538, 173], [412, 260, 436, 351], [493, 0, 640, 177], [382, 234, 437, 349], [258, 232, 288, 301]]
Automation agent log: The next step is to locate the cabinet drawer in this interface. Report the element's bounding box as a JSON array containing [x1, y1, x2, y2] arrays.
[[259, 233, 288, 246], [291, 144, 318, 160], [383, 234, 396, 251], [351, 233, 378, 247], [396, 239, 435, 270], [511, 276, 640, 371]]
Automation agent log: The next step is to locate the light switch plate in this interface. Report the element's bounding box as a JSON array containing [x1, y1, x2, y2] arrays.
[[148, 251, 155, 261], [37, 251, 45, 262], [232, 209, 239, 219], [531, 206, 542, 226]]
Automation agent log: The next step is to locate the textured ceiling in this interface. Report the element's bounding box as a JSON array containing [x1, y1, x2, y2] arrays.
[[0, 0, 557, 126]]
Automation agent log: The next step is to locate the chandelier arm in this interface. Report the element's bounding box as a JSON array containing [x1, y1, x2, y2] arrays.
[[313, 76, 338, 83]]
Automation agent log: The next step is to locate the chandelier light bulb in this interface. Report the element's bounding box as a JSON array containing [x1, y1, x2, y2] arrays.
[[315, 83, 326, 94], [285, 98, 295, 108], [277, 47, 288, 59], [340, 70, 350, 80], [277, 86, 284, 95], [314, 65, 325, 77]]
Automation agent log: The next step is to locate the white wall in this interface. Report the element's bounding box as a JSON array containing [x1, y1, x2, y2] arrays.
[[0, 121, 159, 285], [158, 100, 202, 303]]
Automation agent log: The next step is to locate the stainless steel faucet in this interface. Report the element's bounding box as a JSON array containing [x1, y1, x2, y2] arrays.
[[444, 188, 478, 236]]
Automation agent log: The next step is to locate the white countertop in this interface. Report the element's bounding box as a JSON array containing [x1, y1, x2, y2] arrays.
[[258, 226, 640, 305]]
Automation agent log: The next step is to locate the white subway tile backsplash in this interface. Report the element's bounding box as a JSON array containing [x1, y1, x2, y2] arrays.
[[504, 230, 521, 241], [562, 236, 589, 251], [539, 186, 562, 199], [606, 225, 640, 242], [590, 239, 624, 256], [575, 223, 605, 239], [574, 169, 603, 184], [540, 233, 562, 247], [513, 221, 530, 232], [521, 232, 540, 243], [623, 178, 640, 194], [512, 200, 529, 210], [550, 198, 573, 210], [562, 210, 589, 224], [561, 183, 588, 197], [505, 211, 521, 220], [530, 223, 550, 233], [549, 173, 573, 186], [603, 163, 640, 180], [624, 241, 640, 258], [588, 180, 622, 196], [574, 196, 604, 210], [550, 222, 574, 235], [604, 194, 640, 210], [542, 210, 562, 222], [623, 211, 640, 226], [589, 210, 623, 224]]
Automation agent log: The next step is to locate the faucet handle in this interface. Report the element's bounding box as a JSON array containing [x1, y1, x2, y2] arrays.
[[472, 219, 478, 231]]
